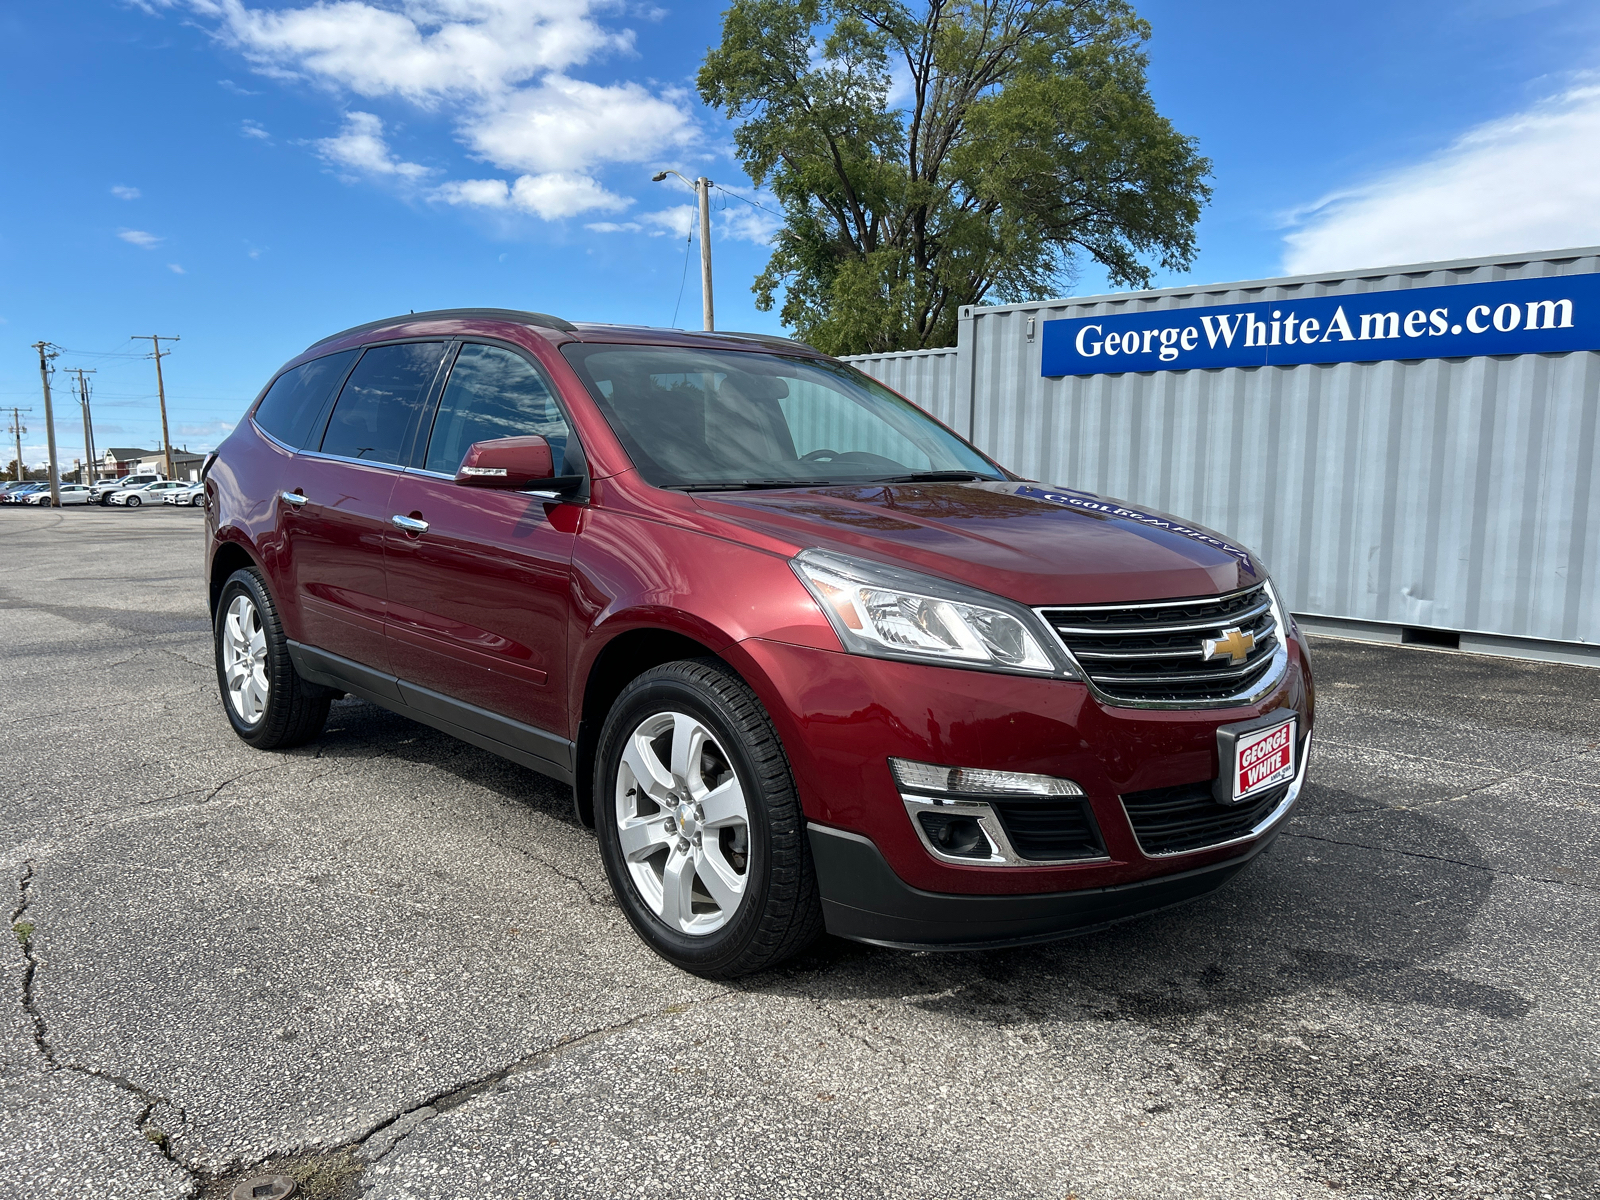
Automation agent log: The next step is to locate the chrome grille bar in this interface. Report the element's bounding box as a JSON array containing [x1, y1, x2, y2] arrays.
[[1037, 583, 1289, 709]]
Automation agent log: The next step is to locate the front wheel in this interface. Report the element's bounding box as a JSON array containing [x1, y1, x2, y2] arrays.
[[595, 658, 822, 979], [213, 567, 330, 749], [125, 495, 140, 507]]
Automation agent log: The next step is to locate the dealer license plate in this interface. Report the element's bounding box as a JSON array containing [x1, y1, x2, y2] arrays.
[[1229, 716, 1297, 802]]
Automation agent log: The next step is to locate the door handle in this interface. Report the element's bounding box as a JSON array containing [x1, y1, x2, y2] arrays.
[[280, 491, 307, 507], [390, 514, 429, 535]]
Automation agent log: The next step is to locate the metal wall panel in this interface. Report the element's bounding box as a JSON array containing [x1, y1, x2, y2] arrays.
[[841, 347, 964, 431], [843, 247, 1600, 650]]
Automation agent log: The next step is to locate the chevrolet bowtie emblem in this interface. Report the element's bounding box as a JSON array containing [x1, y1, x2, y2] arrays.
[[1203, 626, 1255, 664]]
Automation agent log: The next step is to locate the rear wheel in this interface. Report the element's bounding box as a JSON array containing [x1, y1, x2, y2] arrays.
[[213, 567, 330, 749], [595, 658, 822, 979]]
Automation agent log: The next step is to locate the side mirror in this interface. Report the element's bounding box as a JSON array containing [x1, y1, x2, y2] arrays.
[[454, 435, 584, 496], [455, 436, 553, 488]]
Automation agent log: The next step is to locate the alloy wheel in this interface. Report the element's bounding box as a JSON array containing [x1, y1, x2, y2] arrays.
[[614, 711, 751, 935], [222, 594, 269, 725]]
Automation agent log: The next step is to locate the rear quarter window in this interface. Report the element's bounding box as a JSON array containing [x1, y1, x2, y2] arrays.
[[252, 350, 358, 449]]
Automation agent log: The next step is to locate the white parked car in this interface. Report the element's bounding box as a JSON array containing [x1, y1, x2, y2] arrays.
[[109, 480, 189, 507], [27, 483, 93, 505], [91, 474, 162, 504], [162, 482, 205, 506]]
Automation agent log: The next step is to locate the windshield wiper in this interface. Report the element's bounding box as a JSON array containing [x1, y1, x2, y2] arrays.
[[871, 471, 1000, 483], [665, 480, 826, 492]]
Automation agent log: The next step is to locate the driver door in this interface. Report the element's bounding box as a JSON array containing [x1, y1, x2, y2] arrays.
[[384, 342, 583, 745]]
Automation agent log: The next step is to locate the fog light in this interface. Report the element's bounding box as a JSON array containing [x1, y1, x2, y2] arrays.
[[915, 812, 990, 858], [890, 758, 1083, 797]]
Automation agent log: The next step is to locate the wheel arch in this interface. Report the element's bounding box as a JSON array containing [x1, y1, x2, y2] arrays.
[[208, 538, 259, 618], [573, 625, 737, 829]]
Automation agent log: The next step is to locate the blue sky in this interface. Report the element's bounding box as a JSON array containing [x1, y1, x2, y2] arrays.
[[4, 0, 1599, 468]]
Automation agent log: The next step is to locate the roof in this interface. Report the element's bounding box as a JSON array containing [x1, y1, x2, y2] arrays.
[[301, 309, 819, 357], [104, 447, 156, 460], [305, 308, 575, 351]]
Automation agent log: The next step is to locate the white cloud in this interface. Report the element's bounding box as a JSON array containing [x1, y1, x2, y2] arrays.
[[168, 263, 187, 274], [467, 77, 696, 174], [1283, 83, 1600, 274], [642, 205, 694, 238], [111, 185, 141, 200], [178, 420, 236, 442], [173, 0, 698, 221], [200, 0, 623, 102], [241, 119, 271, 139], [437, 172, 628, 219], [316, 111, 430, 179], [118, 229, 162, 247], [585, 221, 642, 233]]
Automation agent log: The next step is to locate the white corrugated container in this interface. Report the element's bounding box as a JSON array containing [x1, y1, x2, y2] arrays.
[[844, 246, 1600, 665]]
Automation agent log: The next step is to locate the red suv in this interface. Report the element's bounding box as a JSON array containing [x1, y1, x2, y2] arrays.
[[205, 309, 1314, 977]]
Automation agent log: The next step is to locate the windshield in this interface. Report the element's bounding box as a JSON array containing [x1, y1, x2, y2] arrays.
[[560, 344, 1002, 490]]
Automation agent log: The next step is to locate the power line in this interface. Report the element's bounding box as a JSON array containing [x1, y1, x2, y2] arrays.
[[712, 184, 782, 216], [670, 222, 695, 329]]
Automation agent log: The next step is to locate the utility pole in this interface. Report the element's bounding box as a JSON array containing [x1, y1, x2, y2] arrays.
[[651, 170, 715, 331], [132, 334, 179, 480], [67, 368, 98, 484], [31, 342, 62, 507], [696, 176, 714, 331], [7, 408, 27, 482]]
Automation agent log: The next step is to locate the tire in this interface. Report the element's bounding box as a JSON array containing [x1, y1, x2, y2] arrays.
[[594, 657, 823, 979], [125, 495, 140, 507], [213, 567, 330, 749]]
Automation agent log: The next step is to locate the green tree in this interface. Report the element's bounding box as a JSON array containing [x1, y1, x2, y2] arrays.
[[699, 0, 1211, 355]]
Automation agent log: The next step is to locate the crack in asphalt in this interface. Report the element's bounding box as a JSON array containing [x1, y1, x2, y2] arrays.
[[12, 862, 51, 1067], [10, 862, 195, 1185], [1281, 832, 1599, 891], [347, 990, 735, 1168]]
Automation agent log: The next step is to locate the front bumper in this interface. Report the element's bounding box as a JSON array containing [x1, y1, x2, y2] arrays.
[[808, 820, 1279, 949], [807, 730, 1309, 947], [729, 635, 1314, 898]]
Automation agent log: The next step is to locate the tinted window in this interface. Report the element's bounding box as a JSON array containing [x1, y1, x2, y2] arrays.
[[424, 344, 575, 476], [252, 350, 357, 449], [319, 342, 446, 465]]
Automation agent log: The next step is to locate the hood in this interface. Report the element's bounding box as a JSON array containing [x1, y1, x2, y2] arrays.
[[693, 481, 1263, 606]]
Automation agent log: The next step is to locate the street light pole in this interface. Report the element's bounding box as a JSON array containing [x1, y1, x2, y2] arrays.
[[31, 342, 62, 507], [696, 176, 714, 332], [652, 171, 715, 331]]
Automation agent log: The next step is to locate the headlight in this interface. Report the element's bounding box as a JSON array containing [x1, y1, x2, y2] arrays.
[[1263, 577, 1291, 643], [791, 548, 1076, 678]]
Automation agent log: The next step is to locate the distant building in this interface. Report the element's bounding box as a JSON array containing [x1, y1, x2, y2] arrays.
[[99, 448, 157, 478], [137, 449, 207, 480]]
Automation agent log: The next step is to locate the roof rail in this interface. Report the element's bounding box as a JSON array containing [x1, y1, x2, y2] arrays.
[[703, 330, 818, 353], [306, 308, 576, 350]]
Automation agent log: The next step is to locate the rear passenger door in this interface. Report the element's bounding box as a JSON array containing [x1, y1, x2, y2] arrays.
[[280, 341, 448, 672], [384, 341, 583, 755]]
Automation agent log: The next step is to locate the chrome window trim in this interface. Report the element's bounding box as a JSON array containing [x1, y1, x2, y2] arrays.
[[1121, 731, 1312, 860], [900, 793, 1112, 868]]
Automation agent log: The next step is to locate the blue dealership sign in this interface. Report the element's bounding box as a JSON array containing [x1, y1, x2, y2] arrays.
[[1040, 273, 1600, 376]]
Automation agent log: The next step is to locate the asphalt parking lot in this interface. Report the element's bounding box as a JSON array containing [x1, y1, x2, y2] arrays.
[[1, 505, 1596, 1200]]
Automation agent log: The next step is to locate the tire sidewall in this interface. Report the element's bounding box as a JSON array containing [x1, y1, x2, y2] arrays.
[[214, 568, 286, 746], [595, 669, 776, 975]]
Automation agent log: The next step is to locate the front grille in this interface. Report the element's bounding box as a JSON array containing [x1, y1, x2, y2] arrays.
[[988, 797, 1105, 861], [1040, 582, 1281, 705], [1121, 779, 1291, 856]]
